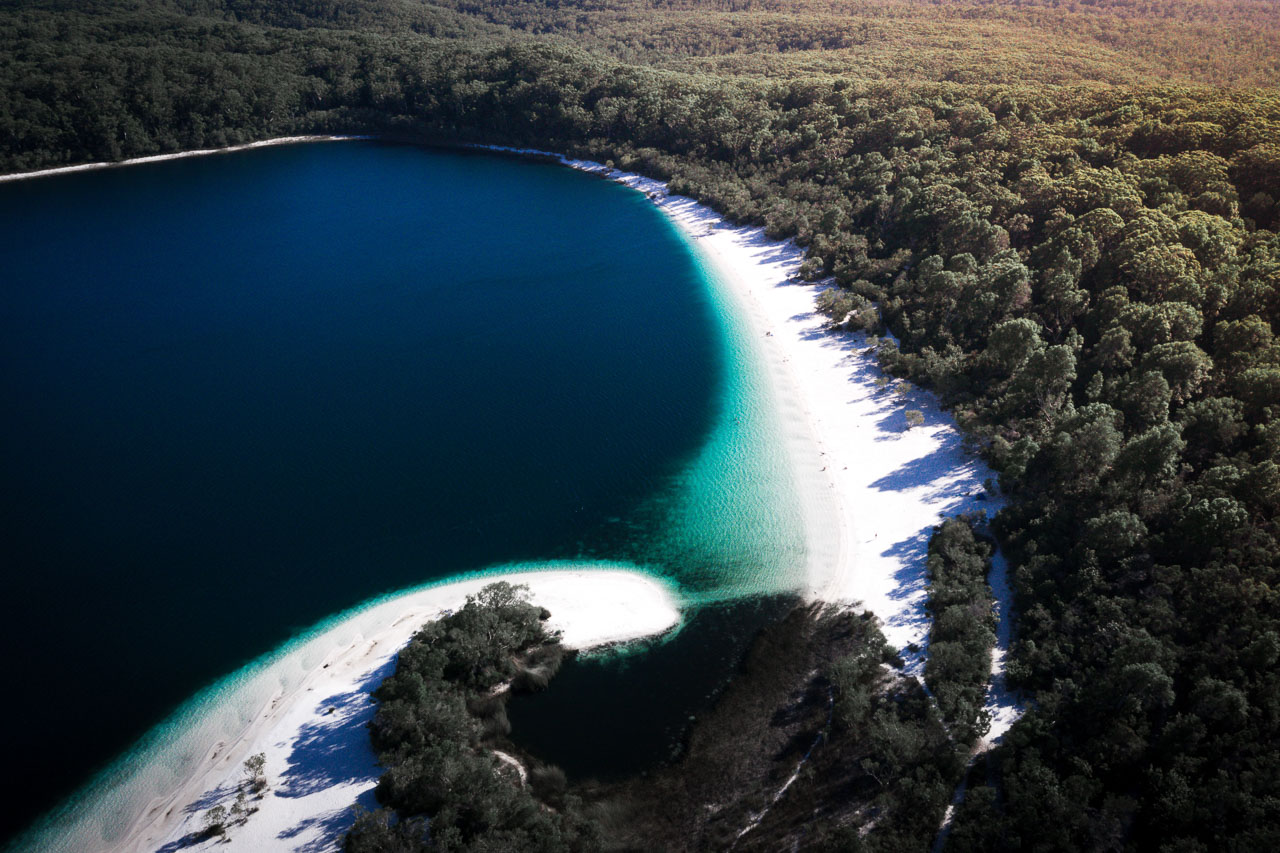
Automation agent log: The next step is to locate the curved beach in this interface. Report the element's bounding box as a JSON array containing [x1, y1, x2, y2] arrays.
[[559, 155, 1020, 743], [46, 567, 679, 853]]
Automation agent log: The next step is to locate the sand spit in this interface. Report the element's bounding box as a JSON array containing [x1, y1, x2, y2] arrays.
[[41, 569, 678, 853]]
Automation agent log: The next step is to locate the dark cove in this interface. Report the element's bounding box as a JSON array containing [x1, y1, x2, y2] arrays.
[[506, 595, 799, 781]]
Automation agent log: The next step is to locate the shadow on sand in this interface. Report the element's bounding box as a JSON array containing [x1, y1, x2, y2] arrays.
[[164, 660, 392, 852]]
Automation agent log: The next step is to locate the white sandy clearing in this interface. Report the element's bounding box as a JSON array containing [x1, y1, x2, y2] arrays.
[[0, 135, 370, 183], [66, 568, 676, 853]]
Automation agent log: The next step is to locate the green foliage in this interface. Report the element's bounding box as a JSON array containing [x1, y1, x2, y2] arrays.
[[354, 582, 599, 853], [243, 752, 267, 793], [203, 805, 228, 837], [607, 604, 962, 852], [823, 621, 966, 853], [528, 765, 567, 806], [344, 808, 428, 853], [923, 518, 996, 743], [385, 582, 554, 697], [816, 287, 879, 331]]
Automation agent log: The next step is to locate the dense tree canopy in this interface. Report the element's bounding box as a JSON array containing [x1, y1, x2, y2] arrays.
[[5, 0, 1280, 847], [351, 583, 599, 853]]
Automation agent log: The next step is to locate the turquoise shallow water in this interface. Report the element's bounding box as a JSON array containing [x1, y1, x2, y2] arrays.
[[0, 142, 809, 848]]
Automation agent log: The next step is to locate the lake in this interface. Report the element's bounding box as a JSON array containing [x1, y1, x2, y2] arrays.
[[0, 141, 807, 847]]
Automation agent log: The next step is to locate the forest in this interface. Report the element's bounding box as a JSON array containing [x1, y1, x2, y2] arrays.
[[4, 0, 1280, 848], [348, 583, 981, 852]]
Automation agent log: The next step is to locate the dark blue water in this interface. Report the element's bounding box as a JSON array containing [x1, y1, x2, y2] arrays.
[[508, 595, 799, 781], [0, 142, 734, 844]]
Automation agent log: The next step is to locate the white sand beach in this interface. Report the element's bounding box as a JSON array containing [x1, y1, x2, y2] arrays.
[[74, 568, 677, 853]]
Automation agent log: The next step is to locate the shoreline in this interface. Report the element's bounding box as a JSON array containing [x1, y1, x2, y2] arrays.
[[479, 143, 1020, 743], [13, 138, 1021, 853], [0, 135, 372, 183], [650, 180, 1023, 741], [28, 567, 679, 853], [542, 150, 1018, 717]]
